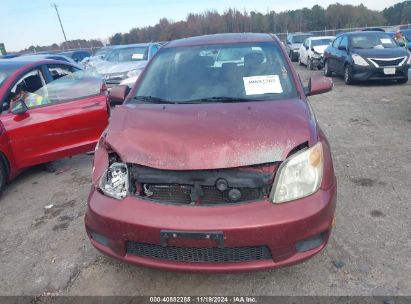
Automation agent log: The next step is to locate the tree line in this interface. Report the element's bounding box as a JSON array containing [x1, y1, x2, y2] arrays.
[[110, 1, 411, 45]]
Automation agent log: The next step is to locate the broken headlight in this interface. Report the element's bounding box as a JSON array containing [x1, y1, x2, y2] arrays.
[[99, 163, 129, 200], [270, 142, 323, 204]]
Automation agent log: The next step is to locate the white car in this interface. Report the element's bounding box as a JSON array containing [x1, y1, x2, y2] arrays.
[[298, 36, 335, 70]]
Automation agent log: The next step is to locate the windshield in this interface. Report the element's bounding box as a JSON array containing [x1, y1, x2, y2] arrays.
[[105, 46, 148, 62], [312, 38, 334, 47], [132, 42, 298, 104], [292, 35, 311, 43], [351, 33, 398, 49]]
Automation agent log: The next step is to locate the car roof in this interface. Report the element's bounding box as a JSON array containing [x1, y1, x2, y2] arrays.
[[165, 33, 275, 48], [12, 54, 70, 61], [339, 31, 391, 36], [113, 43, 155, 49], [309, 36, 335, 40], [0, 59, 71, 69]]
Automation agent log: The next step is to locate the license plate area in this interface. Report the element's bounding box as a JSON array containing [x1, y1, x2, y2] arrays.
[[160, 230, 224, 248], [383, 67, 396, 75]]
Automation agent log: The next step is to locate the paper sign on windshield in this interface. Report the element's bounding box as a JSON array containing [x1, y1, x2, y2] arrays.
[[132, 53, 144, 59], [243, 75, 283, 95], [380, 38, 392, 44]]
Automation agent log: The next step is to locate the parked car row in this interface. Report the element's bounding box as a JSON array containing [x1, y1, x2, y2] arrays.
[[286, 30, 410, 85]]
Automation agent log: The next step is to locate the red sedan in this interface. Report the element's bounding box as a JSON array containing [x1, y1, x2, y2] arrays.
[[0, 59, 109, 193], [85, 33, 337, 272]]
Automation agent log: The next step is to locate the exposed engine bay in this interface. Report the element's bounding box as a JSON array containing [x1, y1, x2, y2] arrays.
[[128, 163, 278, 206]]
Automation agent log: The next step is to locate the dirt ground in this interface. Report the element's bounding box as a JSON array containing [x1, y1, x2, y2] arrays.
[[0, 63, 410, 296]]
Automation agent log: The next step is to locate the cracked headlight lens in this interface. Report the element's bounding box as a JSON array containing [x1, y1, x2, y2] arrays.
[[271, 142, 323, 204], [99, 162, 129, 200]]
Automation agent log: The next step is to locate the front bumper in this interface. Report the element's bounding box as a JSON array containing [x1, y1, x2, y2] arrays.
[[85, 184, 337, 273], [351, 64, 409, 81]]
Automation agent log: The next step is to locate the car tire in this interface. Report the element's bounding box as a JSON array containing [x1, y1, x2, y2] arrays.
[[397, 77, 408, 84], [344, 64, 354, 85], [0, 161, 6, 195], [308, 58, 314, 70], [324, 61, 332, 77]]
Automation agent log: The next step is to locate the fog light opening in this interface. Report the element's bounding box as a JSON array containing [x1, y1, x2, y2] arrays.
[[295, 232, 326, 252], [89, 229, 110, 247]]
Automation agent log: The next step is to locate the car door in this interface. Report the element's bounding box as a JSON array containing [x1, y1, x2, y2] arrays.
[[1, 63, 108, 169], [334, 35, 349, 75], [326, 36, 342, 71]]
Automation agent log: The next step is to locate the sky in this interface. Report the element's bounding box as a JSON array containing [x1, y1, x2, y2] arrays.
[[0, 0, 404, 51]]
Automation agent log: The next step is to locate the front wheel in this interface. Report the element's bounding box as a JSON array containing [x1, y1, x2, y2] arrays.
[[324, 61, 332, 76], [344, 65, 354, 85]]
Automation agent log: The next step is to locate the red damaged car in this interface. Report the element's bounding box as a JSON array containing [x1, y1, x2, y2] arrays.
[[85, 33, 337, 272], [0, 59, 109, 193]]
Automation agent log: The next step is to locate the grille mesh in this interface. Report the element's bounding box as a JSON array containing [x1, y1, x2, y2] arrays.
[[146, 184, 262, 205], [126, 241, 272, 263], [369, 57, 404, 67]]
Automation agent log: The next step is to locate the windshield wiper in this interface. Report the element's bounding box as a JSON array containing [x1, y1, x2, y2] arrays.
[[132, 96, 177, 104], [181, 96, 260, 104]]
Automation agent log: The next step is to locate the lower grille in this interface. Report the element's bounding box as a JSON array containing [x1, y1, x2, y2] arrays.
[[147, 184, 262, 205], [369, 57, 405, 67], [126, 241, 272, 263]]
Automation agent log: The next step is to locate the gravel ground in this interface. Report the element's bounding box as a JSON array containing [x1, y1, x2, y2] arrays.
[[0, 63, 410, 296]]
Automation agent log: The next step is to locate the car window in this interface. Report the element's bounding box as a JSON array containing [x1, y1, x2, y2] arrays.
[[291, 35, 311, 43], [350, 33, 398, 49], [340, 36, 348, 50], [332, 36, 342, 48], [303, 39, 309, 48], [7, 69, 47, 111], [311, 38, 334, 47], [106, 46, 149, 62], [9, 66, 102, 111], [132, 42, 298, 104]]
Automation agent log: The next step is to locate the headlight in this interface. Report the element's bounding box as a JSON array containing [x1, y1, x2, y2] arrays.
[[126, 69, 142, 78], [270, 142, 323, 204], [352, 53, 369, 66], [99, 162, 129, 200]]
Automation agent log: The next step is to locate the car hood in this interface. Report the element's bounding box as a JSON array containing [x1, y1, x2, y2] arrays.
[[104, 100, 315, 170], [313, 45, 328, 54], [352, 47, 409, 58], [96, 61, 147, 75]]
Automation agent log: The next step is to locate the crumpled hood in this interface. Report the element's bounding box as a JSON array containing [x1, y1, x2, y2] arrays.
[[96, 60, 147, 75], [312, 45, 328, 54], [104, 100, 315, 170]]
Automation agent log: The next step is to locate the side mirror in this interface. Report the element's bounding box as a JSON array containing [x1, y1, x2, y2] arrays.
[[11, 99, 28, 115], [109, 85, 130, 105], [304, 76, 333, 96], [305, 45, 309, 50], [338, 45, 347, 51], [311, 47, 315, 51], [398, 41, 405, 47]]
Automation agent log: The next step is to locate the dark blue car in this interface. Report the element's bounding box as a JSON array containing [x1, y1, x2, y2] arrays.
[[324, 31, 410, 85]]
